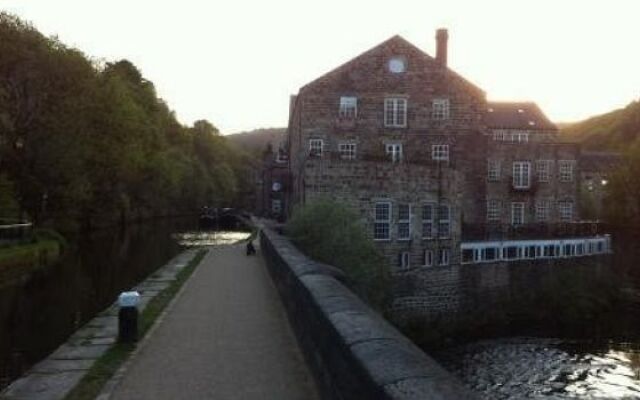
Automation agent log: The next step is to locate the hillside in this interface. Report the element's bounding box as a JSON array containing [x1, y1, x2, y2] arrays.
[[560, 100, 640, 151], [225, 128, 286, 155]]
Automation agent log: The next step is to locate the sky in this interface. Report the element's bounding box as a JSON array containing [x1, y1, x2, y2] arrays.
[[2, 0, 640, 134]]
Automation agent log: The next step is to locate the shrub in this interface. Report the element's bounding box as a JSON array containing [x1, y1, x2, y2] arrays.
[[285, 198, 390, 310]]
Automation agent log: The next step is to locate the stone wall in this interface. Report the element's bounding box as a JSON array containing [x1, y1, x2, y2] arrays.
[[390, 256, 610, 324], [260, 227, 477, 400]]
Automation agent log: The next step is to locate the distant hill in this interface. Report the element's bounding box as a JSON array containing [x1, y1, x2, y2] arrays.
[[225, 128, 286, 155], [560, 100, 640, 151]]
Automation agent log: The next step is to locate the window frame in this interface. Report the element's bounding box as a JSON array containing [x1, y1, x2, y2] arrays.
[[487, 159, 501, 181], [536, 160, 552, 183], [558, 201, 574, 222], [438, 248, 450, 266], [309, 139, 323, 157], [431, 144, 450, 162], [397, 204, 411, 241], [512, 161, 531, 189], [423, 249, 433, 267], [487, 199, 501, 223], [385, 143, 403, 163], [437, 204, 451, 238], [373, 201, 392, 241], [338, 142, 356, 160], [421, 203, 435, 239], [384, 97, 408, 128], [431, 98, 450, 120], [559, 160, 575, 182], [399, 251, 411, 269], [535, 200, 550, 223], [339, 96, 358, 118], [511, 202, 526, 226]]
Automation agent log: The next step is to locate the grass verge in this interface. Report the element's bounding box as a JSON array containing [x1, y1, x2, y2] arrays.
[[0, 239, 60, 270], [64, 249, 207, 400]]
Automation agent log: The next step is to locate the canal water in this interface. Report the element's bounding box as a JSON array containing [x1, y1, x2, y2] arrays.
[[433, 231, 640, 399], [0, 218, 250, 390]]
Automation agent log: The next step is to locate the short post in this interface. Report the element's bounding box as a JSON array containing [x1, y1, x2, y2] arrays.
[[118, 291, 140, 343]]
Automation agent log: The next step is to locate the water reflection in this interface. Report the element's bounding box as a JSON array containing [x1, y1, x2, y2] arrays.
[[173, 231, 251, 246], [436, 338, 640, 399]]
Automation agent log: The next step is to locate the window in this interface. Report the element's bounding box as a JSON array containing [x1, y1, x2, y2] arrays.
[[438, 204, 451, 238], [559, 160, 575, 182], [487, 199, 501, 222], [422, 250, 433, 267], [421, 203, 434, 239], [536, 160, 552, 182], [397, 204, 411, 240], [512, 162, 531, 189], [431, 145, 449, 162], [510, 132, 529, 143], [558, 201, 574, 222], [535, 200, 550, 223], [388, 57, 406, 73], [374, 202, 391, 240], [398, 251, 411, 269], [309, 139, 323, 157], [511, 202, 525, 225], [339, 96, 357, 118], [432, 99, 450, 120], [384, 98, 407, 127], [438, 248, 450, 266], [488, 160, 500, 181], [271, 199, 282, 213], [338, 143, 356, 160], [385, 143, 403, 163]]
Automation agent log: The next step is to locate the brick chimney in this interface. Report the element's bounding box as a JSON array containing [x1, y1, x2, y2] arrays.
[[436, 28, 448, 67]]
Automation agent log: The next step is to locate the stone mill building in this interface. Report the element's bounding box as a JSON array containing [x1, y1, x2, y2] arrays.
[[285, 29, 611, 273]]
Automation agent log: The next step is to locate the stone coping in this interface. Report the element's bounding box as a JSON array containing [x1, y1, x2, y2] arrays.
[[0, 249, 199, 400], [259, 226, 477, 400]]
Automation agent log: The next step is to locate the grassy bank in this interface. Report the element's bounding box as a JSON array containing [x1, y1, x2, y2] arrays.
[[0, 239, 61, 283], [64, 249, 207, 400]]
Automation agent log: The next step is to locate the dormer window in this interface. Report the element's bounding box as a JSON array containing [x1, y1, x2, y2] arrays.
[[339, 96, 357, 118], [388, 57, 406, 73], [432, 99, 450, 120]]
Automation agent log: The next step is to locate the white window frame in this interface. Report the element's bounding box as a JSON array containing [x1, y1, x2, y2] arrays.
[[338, 142, 356, 160], [535, 200, 550, 223], [487, 199, 501, 223], [373, 202, 392, 241], [510, 131, 529, 143], [431, 144, 449, 162], [432, 98, 450, 120], [511, 202, 525, 226], [421, 203, 434, 239], [423, 249, 433, 267], [558, 201, 574, 222], [339, 96, 357, 118], [512, 161, 531, 189], [309, 139, 323, 157], [438, 248, 450, 266], [385, 143, 403, 163], [487, 160, 500, 181], [399, 251, 411, 269], [384, 98, 407, 128], [438, 204, 451, 238], [397, 204, 411, 241], [559, 160, 575, 182], [536, 160, 552, 183]]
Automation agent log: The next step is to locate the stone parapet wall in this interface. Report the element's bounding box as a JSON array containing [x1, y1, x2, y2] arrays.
[[260, 227, 477, 400]]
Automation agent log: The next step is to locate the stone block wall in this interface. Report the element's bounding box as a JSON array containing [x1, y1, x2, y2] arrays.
[[260, 227, 477, 400]]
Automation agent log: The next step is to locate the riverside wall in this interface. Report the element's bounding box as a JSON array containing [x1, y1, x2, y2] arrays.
[[260, 227, 477, 400]]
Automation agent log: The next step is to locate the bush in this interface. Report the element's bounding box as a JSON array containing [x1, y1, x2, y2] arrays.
[[285, 199, 390, 310], [33, 228, 68, 250]]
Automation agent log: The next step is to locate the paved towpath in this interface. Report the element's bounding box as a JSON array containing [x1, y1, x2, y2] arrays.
[[107, 243, 319, 400]]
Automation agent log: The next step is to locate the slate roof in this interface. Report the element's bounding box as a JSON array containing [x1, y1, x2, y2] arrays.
[[486, 102, 557, 130]]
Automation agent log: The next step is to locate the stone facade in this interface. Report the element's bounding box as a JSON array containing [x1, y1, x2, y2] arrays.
[[286, 30, 583, 269], [256, 148, 289, 221], [288, 33, 486, 268]]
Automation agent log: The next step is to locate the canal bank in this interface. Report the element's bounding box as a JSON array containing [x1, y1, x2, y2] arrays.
[[0, 248, 203, 400]]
